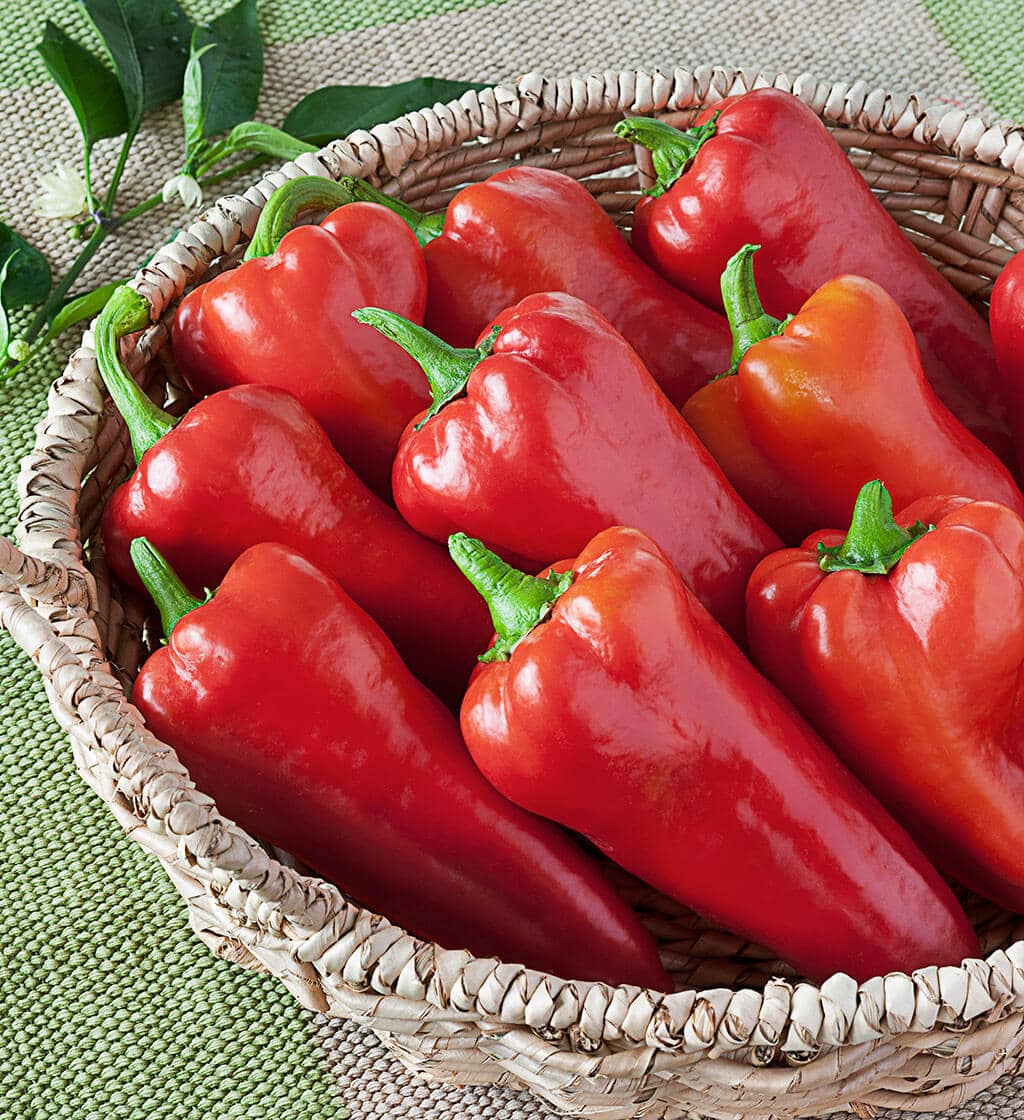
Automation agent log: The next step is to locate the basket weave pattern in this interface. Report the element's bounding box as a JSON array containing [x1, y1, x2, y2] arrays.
[[7, 67, 1024, 1120]]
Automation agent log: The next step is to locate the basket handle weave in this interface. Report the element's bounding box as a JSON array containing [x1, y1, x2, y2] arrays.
[[0, 534, 93, 608]]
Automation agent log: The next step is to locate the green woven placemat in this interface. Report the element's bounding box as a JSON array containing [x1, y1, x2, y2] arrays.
[[1, 2, 1023, 1118]]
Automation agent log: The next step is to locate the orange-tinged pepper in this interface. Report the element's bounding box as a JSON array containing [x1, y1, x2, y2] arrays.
[[683, 246, 1024, 542]]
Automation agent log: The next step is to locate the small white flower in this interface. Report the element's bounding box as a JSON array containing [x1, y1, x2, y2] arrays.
[[35, 161, 87, 220], [161, 173, 203, 211]]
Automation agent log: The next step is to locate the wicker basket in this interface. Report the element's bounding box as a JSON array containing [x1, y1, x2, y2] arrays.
[[5, 66, 1024, 1120]]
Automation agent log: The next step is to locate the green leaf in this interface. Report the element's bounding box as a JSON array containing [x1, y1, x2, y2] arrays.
[[190, 0, 264, 140], [81, 0, 193, 133], [182, 40, 216, 168], [43, 280, 123, 344], [282, 78, 490, 145], [0, 253, 18, 361], [37, 21, 129, 153], [0, 223, 52, 308], [205, 120, 316, 168]]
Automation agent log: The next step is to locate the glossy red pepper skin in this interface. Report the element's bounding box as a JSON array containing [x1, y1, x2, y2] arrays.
[[391, 292, 780, 641], [133, 542, 669, 989], [991, 251, 1024, 450], [103, 385, 490, 705], [683, 272, 1024, 543], [627, 90, 1009, 459], [458, 527, 978, 983], [421, 166, 732, 408], [172, 202, 429, 499], [747, 494, 1024, 912]]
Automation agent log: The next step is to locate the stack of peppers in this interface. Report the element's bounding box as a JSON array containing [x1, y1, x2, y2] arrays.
[[96, 87, 1024, 990]]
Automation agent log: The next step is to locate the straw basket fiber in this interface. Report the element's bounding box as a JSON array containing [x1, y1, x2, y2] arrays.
[[6, 66, 1024, 1120]]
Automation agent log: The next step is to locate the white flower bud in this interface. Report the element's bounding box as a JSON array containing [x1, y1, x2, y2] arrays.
[[161, 173, 203, 211]]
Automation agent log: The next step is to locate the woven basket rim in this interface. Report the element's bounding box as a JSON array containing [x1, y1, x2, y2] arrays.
[[6, 66, 1024, 1091]]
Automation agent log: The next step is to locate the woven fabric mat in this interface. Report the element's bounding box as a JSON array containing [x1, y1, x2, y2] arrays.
[[2, 1, 1023, 1117]]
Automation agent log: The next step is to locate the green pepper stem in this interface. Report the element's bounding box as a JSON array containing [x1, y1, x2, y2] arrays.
[[614, 112, 719, 196], [818, 481, 933, 575], [337, 176, 445, 247], [352, 308, 500, 427], [448, 533, 574, 662], [95, 286, 176, 464], [130, 537, 205, 638], [719, 244, 791, 377], [244, 176, 362, 260]]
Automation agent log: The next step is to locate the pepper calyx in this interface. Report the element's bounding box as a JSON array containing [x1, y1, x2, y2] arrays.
[[614, 112, 720, 196], [716, 243, 791, 379], [818, 480, 933, 575], [448, 533, 574, 662], [130, 537, 209, 638], [353, 308, 499, 427]]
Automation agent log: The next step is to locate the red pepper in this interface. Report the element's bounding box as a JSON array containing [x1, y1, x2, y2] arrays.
[[617, 91, 1010, 462], [449, 527, 978, 982], [747, 480, 1024, 912], [345, 167, 731, 409], [991, 251, 1024, 450], [355, 292, 780, 641], [171, 179, 430, 500], [97, 286, 489, 706], [682, 246, 1024, 542], [130, 538, 669, 989]]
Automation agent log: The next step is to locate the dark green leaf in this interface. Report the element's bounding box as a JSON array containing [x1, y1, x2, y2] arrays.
[[213, 121, 316, 164], [0, 253, 17, 361], [81, 0, 193, 132], [43, 280, 123, 343], [190, 0, 263, 140], [0, 224, 52, 308], [282, 77, 490, 145], [37, 21, 128, 151]]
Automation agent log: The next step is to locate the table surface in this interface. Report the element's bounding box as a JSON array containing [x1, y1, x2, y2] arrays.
[[2, 1, 1023, 1118]]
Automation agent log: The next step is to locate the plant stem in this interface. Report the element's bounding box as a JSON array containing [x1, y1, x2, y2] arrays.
[[83, 144, 99, 217], [102, 131, 135, 215], [20, 223, 108, 346]]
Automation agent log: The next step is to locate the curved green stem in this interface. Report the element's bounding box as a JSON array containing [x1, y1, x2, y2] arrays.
[[338, 177, 444, 247], [719, 244, 791, 377], [614, 112, 719, 196], [353, 307, 499, 426], [95, 286, 176, 463], [448, 533, 574, 662], [130, 537, 204, 638], [243, 176, 363, 260], [818, 480, 933, 574]]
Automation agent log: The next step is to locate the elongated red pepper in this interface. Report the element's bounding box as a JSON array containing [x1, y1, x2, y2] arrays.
[[172, 179, 430, 499], [450, 527, 978, 982], [130, 538, 668, 988], [356, 292, 780, 641], [747, 481, 1024, 912], [991, 251, 1024, 450], [98, 286, 489, 705], [617, 91, 1010, 461], [682, 246, 1024, 542], [344, 167, 731, 408]]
